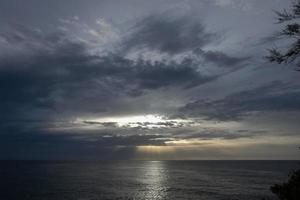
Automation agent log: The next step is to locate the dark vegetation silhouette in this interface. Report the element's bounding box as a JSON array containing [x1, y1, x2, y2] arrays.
[[264, 1, 300, 198], [266, 0, 300, 70], [261, 150, 300, 200], [262, 147, 300, 199], [269, 167, 300, 200]]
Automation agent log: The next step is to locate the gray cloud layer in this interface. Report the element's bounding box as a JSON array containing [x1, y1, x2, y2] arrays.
[[0, 0, 299, 160], [0, 26, 217, 122], [123, 13, 216, 54], [181, 81, 300, 121]]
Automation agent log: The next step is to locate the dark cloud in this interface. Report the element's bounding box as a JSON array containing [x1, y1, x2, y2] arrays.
[[0, 27, 215, 122], [122, 13, 216, 54], [0, 132, 137, 160], [82, 121, 119, 128], [0, 25, 225, 159], [180, 81, 300, 121], [193, 48, 250, 67], [122, 13, 250, 69], [0, 121, 171, 160]]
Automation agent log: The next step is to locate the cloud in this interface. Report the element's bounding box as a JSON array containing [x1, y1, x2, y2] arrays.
[[0, 23, 277, 161], [162, 126, 264, 141], [1, 4, 298, 160], [180, 81, 300, 121], [0, 119, 174, 160], [193, 48, 250, 68], [0, 132, 138, 160], [213, 0, 253, 11], [0, 25, 220, 137], [122, 13, 216, 54], [121, 12, 250, 70]]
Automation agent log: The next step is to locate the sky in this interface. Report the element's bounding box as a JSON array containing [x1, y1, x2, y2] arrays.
[[0, 0, 300, 160]]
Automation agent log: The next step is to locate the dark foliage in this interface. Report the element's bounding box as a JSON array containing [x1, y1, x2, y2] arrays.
[[263, 148, 300, 200], [270, 168, 300, 200], [266, 0, 300, 70]]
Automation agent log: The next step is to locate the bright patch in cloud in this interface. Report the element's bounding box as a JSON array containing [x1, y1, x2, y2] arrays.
[[76, 114, 192, 128], [136, 145, 175, 153]]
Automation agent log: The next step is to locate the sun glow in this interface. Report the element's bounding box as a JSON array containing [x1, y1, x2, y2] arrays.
[[76, 114, 191, 128], [136, 145, 175, 153], [92, 114, 163, 127]]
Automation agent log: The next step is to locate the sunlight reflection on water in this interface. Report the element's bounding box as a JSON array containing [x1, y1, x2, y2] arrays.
[[137, 161, 168, 199]]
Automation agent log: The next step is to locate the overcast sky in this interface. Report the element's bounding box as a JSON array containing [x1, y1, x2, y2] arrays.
[[0, 0, 299, 160]]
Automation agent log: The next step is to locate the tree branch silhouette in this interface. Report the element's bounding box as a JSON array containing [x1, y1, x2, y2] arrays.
[[266, 0, 300, 70]]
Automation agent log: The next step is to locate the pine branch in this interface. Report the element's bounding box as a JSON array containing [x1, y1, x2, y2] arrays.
[[281, 23, 300, 36]]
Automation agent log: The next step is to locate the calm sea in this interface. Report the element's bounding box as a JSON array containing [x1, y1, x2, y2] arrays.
[[0, 160, 298, 200]]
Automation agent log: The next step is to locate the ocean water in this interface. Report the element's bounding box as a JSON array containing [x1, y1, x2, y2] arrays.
[[0, 160, 298, 200]]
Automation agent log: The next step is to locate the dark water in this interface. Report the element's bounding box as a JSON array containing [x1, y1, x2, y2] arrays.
[[0, 160, 298, 200]]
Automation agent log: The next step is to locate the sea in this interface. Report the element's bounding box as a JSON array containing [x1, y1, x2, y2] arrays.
[[0, 160, 298, 200]]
